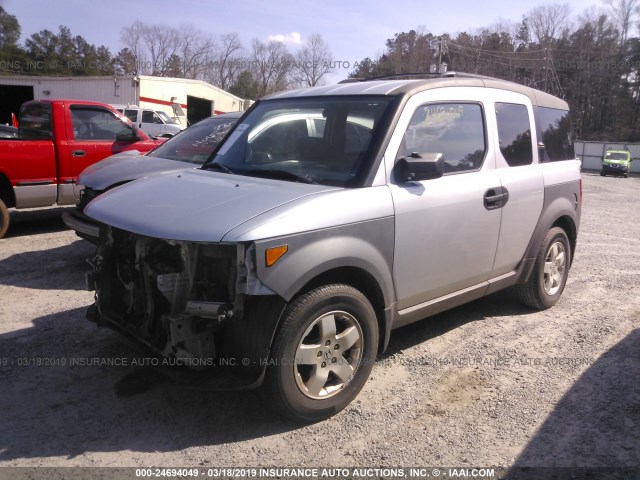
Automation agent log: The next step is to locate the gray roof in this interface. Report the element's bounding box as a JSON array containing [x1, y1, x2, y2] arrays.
[[265, 73, 568, 110]]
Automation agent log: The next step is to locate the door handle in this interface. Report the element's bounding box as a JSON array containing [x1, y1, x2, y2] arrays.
[[72, 150, 86, 157], [484, 187, 509, 210]]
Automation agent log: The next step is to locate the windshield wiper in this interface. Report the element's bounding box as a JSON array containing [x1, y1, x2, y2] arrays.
[[203, 162, 234, 174], [243, 168, 318, 184]]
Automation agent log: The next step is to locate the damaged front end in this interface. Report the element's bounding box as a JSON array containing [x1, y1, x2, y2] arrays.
[[86, 226, 285, 387]]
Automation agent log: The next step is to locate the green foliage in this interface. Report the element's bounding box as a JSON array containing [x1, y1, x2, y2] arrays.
[[349, 14, 640, 141], [2, 5, 640, 139]]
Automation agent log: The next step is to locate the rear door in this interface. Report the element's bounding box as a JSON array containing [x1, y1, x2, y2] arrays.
[[489, 93, 544, 276]]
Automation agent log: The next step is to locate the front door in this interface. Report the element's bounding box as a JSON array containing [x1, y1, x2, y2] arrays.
[[390, 100, 503, 311]]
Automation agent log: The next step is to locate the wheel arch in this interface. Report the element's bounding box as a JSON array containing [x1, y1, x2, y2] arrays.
[[517, 183, 580, 284], [292, 266, 388, 353], [551, 214, 578, 264], [0, 172, 16, 208]]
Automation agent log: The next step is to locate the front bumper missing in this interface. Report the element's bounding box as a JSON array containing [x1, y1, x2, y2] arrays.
[[86, 227, 286, 388]]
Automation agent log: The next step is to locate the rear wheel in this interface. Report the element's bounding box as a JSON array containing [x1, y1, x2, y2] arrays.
[[600, 170, 605, 176], [516, 227, 571, 310], [263, 284, 378, 422], [0, 198, 9, 239]]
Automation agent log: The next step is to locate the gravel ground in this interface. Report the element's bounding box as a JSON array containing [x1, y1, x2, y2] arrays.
[[0, 173, 638, 476]]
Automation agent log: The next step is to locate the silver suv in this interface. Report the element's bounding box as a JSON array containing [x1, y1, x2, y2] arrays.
[[85, 73, 581, 421]]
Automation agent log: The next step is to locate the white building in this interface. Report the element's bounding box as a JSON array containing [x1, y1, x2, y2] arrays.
[[0, 75, 249, 126]]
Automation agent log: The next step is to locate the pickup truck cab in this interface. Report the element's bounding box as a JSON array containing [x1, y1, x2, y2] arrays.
[[0, 99, 162, 238], [64, 111, 242, 242], [85, 73, 581, 421]]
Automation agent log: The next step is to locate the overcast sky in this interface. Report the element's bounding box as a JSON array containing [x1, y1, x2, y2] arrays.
[[3, 0, 609, 83]]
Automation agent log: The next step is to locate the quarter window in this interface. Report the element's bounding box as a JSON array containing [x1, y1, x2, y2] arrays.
[[535, 107, 575, 161], [399, 103, 486, 173], [496, 103, 533, 166]]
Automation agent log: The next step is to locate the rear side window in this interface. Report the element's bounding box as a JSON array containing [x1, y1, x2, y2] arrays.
[[496, 103, 533, 167], [535, 107, 575, 161], [19, 102, 53, 139], [123, 109, 138, 122], [399, 103, 487, 173]]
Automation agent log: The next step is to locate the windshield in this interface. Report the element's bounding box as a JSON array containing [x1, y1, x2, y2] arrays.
[[156, 111, 177, 125], [147, 116, 238, 164], [605, 151, 629, 161], [202, 96, 393, 187]]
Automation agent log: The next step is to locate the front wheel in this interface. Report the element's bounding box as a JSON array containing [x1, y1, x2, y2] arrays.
[[263, 284, 378, 422], [0, 198, 9, 239], [516, 227, 571, 310]]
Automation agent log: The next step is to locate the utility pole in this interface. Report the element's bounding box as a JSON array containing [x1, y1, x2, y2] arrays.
[[430, 37, 447, 73]]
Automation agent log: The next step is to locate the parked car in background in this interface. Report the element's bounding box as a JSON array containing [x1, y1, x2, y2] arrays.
[[83, 74, 581, 421], [0, 125, 18, 138], [112, 104, 186, 138], [0, 99, 163, 239], [63, 111, 242, 242], [600, 149, 632, 177]]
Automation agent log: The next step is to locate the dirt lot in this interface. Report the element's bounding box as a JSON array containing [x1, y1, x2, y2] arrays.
[[0, 173, 638, 476]]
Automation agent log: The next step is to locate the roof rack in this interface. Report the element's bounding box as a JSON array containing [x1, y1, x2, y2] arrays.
[[338, 71, 495, 84]]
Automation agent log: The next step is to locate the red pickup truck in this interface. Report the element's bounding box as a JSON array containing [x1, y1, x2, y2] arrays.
[[0, 99, 163, 238]]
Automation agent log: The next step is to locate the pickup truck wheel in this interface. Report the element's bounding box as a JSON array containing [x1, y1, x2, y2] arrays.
[[516, 227, 571, 310], [263, 284, 378, 422], [0, 198, 9, 239]]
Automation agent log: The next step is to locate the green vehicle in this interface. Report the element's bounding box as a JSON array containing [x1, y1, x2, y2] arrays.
[[601, 150, 632, 177]]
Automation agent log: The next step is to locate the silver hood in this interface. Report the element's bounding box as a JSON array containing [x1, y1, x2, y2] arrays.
[[78, 151, 193, 191], [84, 168, 337, 242]]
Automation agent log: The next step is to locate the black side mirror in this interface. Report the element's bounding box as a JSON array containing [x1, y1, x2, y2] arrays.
[[116, 125, 140, 142], [395, 152, 444, 183]]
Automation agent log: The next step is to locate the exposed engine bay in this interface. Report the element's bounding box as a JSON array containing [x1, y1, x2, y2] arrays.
[[86, 226, 264, 370]]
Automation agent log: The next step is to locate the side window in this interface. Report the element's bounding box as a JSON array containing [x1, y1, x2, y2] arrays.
[[18, 102, 53, 139], [400, 103, 486, 173], [71, 106, 131, 140], [124, 109, 138, 122], [142, 110, 155, 123], [152, 113, 164, 124], [496, 103, 533, 166], [534, 107, 575, 161]]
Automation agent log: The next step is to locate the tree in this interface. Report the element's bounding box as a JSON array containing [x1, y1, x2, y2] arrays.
[[293, 33, 334, 87], [602, 0, 638, 46], [121, 21, 216, 78], [178, 27, 213, 79], [230, 69, 258, 99], [527, 3, 572, 44], [0, 6, 20, 48], [114, 48, 138, 75], [250, 39, 294, 97], [206, 33, 244, 90]]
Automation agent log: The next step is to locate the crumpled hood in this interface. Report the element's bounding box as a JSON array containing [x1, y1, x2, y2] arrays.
[[78, 151, 193, 190], [85, 168, 337, 241]]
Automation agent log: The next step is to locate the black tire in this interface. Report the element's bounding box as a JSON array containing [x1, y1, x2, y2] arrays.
[[263, 284, 378, 422], [0, 198, 9, 239], [516, 227, 571, 310], [600, 170, 605, 176]]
